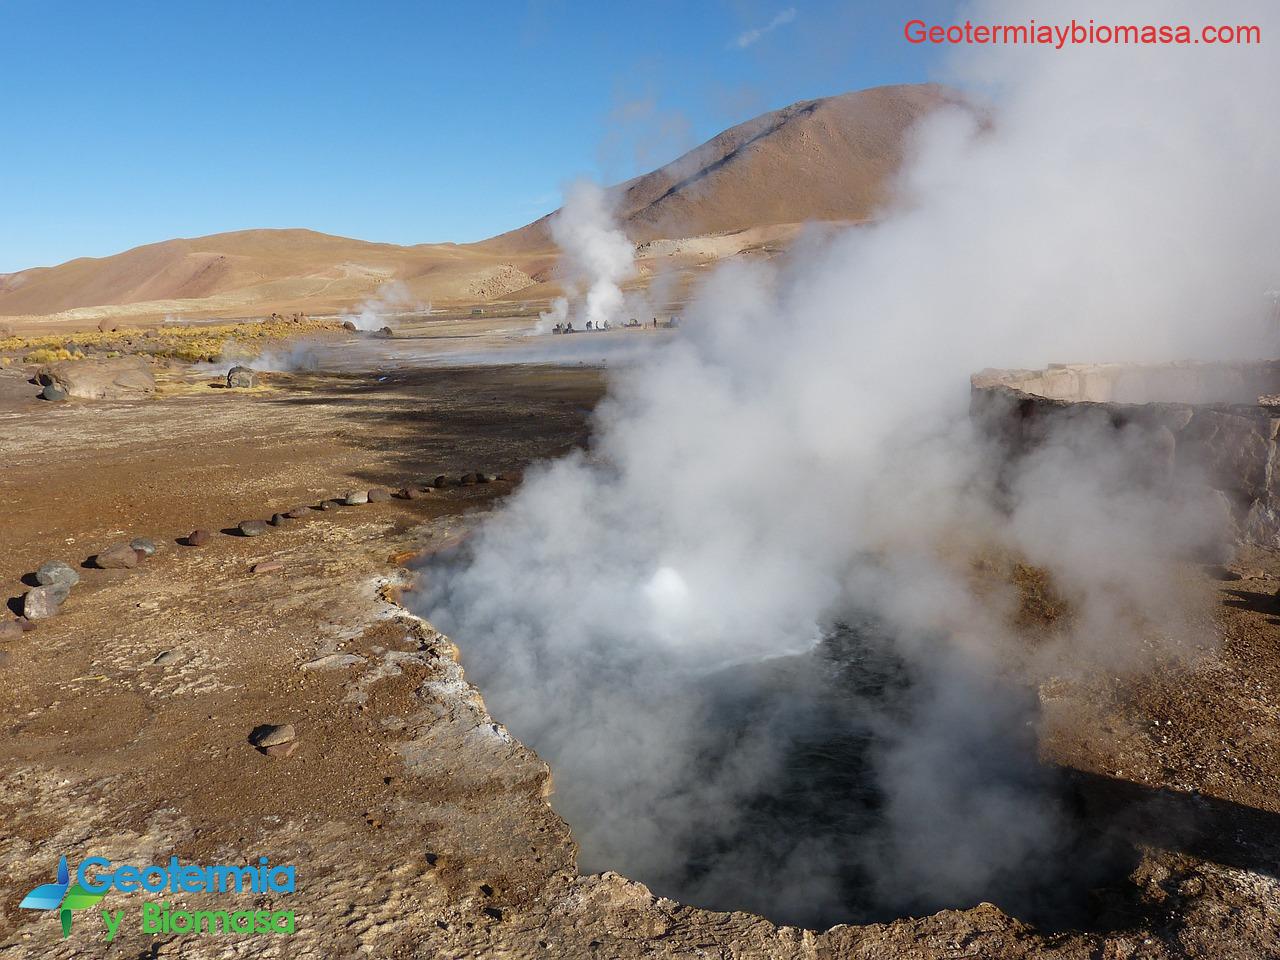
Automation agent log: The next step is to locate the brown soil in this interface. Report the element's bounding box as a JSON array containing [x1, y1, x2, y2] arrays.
[[1, 352, 1278, 958]]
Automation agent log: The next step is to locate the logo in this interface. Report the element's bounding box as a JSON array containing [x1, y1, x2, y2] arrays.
[[16, 854, 296, 942], [18, 856, 106, 937]]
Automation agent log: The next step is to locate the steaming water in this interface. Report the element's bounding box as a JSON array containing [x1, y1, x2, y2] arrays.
[[422, 557, 1117, 930]]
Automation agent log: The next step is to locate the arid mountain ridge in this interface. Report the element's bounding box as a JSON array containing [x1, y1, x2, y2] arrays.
[[0, 83, 964, 327]]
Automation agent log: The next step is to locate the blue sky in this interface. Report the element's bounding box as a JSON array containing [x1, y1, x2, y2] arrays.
[[0, 1, 954, 272]]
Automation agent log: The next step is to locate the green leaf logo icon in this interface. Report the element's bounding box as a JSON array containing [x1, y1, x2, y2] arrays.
[[59, 882, 106, 936]]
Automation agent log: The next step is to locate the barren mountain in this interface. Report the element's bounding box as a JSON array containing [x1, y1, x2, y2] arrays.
[[0, 83, 963, 327], [484, 82, 965, 251]]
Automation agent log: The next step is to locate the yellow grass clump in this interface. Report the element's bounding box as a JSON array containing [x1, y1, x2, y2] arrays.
[[0, 317, 341, 365]]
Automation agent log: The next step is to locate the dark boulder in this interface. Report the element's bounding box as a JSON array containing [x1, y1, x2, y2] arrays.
[[226, 365, 258, 388]]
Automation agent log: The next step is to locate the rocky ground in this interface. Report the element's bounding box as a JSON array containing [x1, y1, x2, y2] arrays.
[[1, 344, 1279, 958]]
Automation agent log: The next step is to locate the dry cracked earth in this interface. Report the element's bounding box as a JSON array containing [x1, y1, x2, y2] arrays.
[[1, 352, 1279, 959]]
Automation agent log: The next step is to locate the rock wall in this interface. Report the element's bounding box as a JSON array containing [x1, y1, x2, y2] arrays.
[[971, 362, 1280, 548], [973, 360, 1280, 405]]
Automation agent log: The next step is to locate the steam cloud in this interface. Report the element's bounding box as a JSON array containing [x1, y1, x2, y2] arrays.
[[419, 0, 1279, 929], [342, 280, 428, 331], [542, 180, 636, 330]]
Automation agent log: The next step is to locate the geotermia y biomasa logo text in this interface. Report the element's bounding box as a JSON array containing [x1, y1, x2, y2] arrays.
[[19, 855, 296, 941]]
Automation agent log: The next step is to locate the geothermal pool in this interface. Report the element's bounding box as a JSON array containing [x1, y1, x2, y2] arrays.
[[421, 583, 1133, 930]]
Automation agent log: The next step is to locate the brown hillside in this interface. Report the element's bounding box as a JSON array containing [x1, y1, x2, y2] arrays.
[[482, 83, 965, 251], [0, 84, 962, 326]]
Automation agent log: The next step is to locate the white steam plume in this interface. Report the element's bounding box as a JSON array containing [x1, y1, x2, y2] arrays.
[[342, 280, 427, 331], [536, 295, 569, 334], [548, 180, 635, 329], [418, 0, 1279, 929]]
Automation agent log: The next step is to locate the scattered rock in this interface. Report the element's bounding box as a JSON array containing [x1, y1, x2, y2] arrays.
[[186, 529, 211, 546], [399, 487, 428, 500], [0, 621, 23, 643], [15, 617, 35, 633], [460, 473, 478, 485], [367, 488, 392, 503], [270, 513, 290, 526], [95, 542, 140, 569], [473, 471, 490, 484], [377, 326, 393, 337], [264, 740, 299, 758], [226, 365, 258, 388], [38, 356, 156, 400], [250, 723, 296, 749], [342, 320, 358, 332], [301, 653, 365, 671], [286, 506, 314, 519], [40, 383, 68, 402], [342, 491, 369, 505], [36, 560, 80, 590], [152, 650, 182, 665], [318, 500, 338, 511], [251, 561, 285, 574], [130, 537, 157, 557], [432, 475, 449, 488], [239, 520, 270, 537], [136, 600, 159, 610], [23, 584, 69, 620]]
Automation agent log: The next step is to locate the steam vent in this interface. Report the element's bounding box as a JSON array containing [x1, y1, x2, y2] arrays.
[[971, 360, 1280, 546]]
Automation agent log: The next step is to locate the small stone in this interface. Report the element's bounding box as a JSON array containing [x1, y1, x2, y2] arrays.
[[342, 320, 358, 332], [270, 513, 289, 526], [460, 472, 478, 485], [130, 537, 157, 557], [226, 365, 258, 388], [239, 520, 270, 537], [95, 543, 139, 569], [318, 500, 338, 511], [377, 326, 393, 337], [0, 621, 23, 642], [251, 560, 284, 574], [250, 723, 296, 748], [342, 491, 369, 505], [15, 616, 35, 633], [186, 529, 211, 546], [432, 475, 448, 489], [41, 383, 68, 401], [367, 488, 392, 503], [473, 471, 490, 484], [136, 600, 159, 610], [399, 487, 426, 500], [286, 506, 314, 519], [152, 650, 181, 665], [23, 584, 69, 620], [36, 560, 80, 589], [264, 740, 299, 758]]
